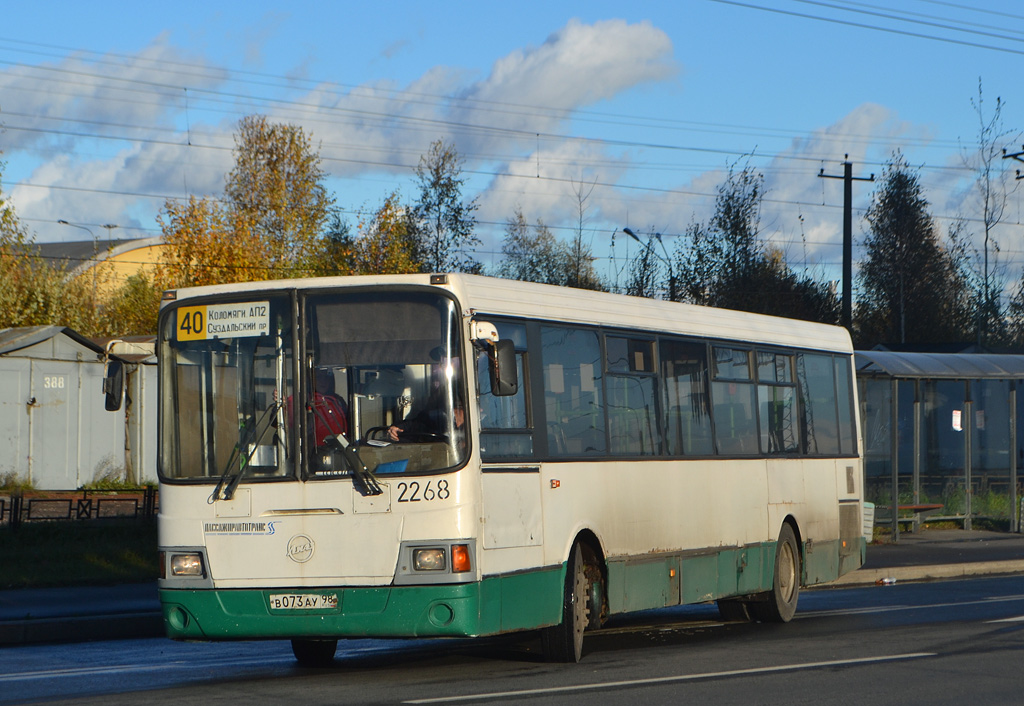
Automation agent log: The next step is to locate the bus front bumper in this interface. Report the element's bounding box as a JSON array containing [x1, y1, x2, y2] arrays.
[[160, 569, 562, 641]]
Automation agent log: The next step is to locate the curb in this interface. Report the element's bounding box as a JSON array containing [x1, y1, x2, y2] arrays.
[[825, 559, 1024, 587]]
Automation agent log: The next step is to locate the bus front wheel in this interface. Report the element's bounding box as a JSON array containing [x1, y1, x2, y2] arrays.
[[541, 543, 590, 663], [291, 638, 338, 667], [750, 523, 800, 623]]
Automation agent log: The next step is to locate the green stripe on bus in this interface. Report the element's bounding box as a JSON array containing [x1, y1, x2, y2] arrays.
[[159, 567, 563, 641], [605, 539, 860, 614]]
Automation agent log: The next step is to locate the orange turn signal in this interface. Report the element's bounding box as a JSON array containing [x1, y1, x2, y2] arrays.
[[451, 544, 471, 573]]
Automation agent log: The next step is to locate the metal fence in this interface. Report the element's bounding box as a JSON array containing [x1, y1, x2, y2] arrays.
[[0, 488, 158, 529]]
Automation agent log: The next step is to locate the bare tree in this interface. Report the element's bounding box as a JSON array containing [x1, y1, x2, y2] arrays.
[[566, 179, 605, 291], [961, 79, 1019, 346]]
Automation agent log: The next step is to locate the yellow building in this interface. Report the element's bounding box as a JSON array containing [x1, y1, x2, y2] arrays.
[[38, 237, 165, 294]]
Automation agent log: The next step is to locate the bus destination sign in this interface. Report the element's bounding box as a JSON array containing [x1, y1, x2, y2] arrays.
[[177, 301, 271, 341]]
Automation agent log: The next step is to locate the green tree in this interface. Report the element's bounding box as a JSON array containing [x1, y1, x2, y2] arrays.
[[412, 140, 480, 273], [856, 152, 974, 346], [670, 163, 838, 322], [496, 209, 569, 285], [496, 208, 605, 290], [625, 231, 662, 299], [308, 210, 357, 277], [225, 115, 334, 273], [99, 273, 163, 336]]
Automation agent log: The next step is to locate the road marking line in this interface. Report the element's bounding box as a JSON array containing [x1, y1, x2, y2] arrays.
[[403, 652, 936, 704], [800, 594, 1024, 618], [986, 615, 1024, 623], [0, 657, 287, 683], [0, 664, 174, 683]]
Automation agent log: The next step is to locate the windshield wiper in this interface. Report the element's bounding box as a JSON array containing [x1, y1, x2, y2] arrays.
[[307, 399, 383, 496], [210, 400, 282, 502], [324, 435, 383, 496]]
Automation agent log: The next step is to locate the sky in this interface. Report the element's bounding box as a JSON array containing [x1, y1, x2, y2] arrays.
[[2, 1, 1024, 292]]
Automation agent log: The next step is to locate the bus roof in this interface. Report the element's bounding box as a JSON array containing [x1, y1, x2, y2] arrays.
[[163, 273, 853, 354]]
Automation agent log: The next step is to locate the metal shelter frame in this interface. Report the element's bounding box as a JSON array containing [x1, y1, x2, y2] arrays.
[[856, 351, 1024, 539]]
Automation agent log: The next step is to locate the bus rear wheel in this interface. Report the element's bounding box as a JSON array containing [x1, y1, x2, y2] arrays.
[[749, 523, 800, 623], [541, 543, 590, 663], [291, 638, 338, 667]]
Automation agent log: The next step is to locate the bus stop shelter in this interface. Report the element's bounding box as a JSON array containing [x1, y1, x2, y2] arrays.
[[856, 350, 1024, 539]]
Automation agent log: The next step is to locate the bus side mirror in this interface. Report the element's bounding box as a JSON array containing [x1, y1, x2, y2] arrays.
[[489, 339, 518, 397], [103, 360, 124, 411]]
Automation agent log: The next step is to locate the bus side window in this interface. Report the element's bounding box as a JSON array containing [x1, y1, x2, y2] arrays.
[[660, 339, 713, 456], [834, 355, 856, 455], [798, 353, 841, 455], [605, 336, 658, 456], [542, 325, 606, 456], [711, 346, 757, 455], [756, 351, 799, 455]]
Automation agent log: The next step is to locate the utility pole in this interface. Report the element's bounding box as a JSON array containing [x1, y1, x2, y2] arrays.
[[1003, 144, 1024, 180], [819, 156, 874, 331]]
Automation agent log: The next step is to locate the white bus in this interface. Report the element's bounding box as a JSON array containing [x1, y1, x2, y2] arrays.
[[156, 273, 864, 665]]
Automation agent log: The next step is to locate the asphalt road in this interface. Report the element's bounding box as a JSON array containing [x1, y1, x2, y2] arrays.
[[4, 575, 1024, 705]]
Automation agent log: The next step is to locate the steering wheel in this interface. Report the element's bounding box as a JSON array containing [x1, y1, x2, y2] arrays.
[[400, 431, 448, 443], [363, 426, 447, 444], [363, 426, 391, 443]]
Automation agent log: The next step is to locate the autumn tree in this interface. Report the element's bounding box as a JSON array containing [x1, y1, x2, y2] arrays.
[[225, 115, 334, 273], [412, 140, 480, 273], [156, 195, 268, 289], [856, 152, 975, 346], [156, 114, 337, 290], [0, 159, 98, 331], [352, 192, 421, 275]]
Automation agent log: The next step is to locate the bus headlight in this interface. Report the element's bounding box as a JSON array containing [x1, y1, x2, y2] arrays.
[[413, 548, 447, 571], [170, 552, 205, 577], [395, 540, 476, 585]]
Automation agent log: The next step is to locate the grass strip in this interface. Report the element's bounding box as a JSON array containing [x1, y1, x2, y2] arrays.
[[0, 520, 158, 589]]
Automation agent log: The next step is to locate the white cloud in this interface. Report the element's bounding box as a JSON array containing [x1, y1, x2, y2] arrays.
[[2, 18, 676, 247], [463, 19, 676, 125]]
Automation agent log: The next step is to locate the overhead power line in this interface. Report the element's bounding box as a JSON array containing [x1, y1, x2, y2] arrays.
[[706, 0, 1024, 56]]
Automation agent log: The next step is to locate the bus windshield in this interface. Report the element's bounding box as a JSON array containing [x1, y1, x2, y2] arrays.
[[159, 295, 295, 483], [303, 289, 467, 478], [159, 288, 469, 484]]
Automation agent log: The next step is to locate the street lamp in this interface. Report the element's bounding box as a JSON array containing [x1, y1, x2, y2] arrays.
[[58, 219, 117, 303], [623, 227, 677, 301], [57, 218, 96, 243]]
